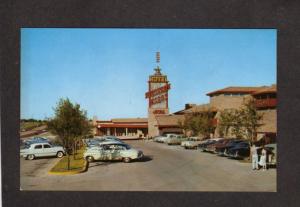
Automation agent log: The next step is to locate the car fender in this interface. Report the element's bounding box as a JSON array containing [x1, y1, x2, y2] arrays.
[[121, 150, 138, 159]]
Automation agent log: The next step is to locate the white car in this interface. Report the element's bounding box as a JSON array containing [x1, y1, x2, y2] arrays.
[[20, 143, 65, 160], [153, 135, 167, 143], [165, 134, 186, 145], [85, 136, 124, 147], [84, 143, 144, 163], [181, 137, 206, 149], [154, 134, 178, 143]]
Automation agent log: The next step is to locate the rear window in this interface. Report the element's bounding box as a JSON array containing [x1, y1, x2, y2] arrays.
[[34, 145, 42, 149]]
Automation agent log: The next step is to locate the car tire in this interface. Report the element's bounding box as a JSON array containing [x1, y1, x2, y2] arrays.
[[56, 151, 64, 158], [123, 157, 131, 163], [86, 156, 94, 163], [27, 154, 35, 160]]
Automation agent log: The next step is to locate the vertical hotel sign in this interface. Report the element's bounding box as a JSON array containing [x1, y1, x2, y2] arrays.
[[145, 52, 170, 114]]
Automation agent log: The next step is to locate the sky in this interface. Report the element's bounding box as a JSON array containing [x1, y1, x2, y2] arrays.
[[21, 29, 276, 120]]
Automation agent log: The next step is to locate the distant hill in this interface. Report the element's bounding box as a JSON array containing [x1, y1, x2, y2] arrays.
[[20, 125, 48, 138]]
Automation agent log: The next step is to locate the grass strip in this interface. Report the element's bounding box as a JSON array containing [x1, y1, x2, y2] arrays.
[[50, 148, 86, 173]]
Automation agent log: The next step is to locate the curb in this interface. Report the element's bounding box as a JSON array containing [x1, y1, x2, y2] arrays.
[[48, 160, 88, 175]]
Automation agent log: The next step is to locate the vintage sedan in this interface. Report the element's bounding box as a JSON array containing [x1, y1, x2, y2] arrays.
[[265, 143, 277, 165], [86, 140, 123, 149], [206, 138, 233, 153], [154, 133, 179, 143], [181, 137, 207, 149], [198, 138, 224, 152], [85, 137, 124, 148], [96, 135, 125, 143], [226, 142, 250, 159], [153, 135, 167, 143], [84, 143, 144, 163], [165, 134, 186, 145], [20, 143, 65, 160], [215, 139, 244, 155]]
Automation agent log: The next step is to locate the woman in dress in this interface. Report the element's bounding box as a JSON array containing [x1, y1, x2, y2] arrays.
[[259, 146, 267, 171]]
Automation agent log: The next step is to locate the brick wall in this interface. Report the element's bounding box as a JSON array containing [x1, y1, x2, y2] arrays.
[[148, 108, 169, 137], [209, 94, 252, 110]]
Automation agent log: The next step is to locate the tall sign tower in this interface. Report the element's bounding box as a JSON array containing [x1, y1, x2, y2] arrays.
[[145, 52, 171, 137]]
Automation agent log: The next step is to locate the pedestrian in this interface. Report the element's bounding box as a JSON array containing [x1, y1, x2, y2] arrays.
[[259, 146, 267, 171], [251, 144, 259, 170]]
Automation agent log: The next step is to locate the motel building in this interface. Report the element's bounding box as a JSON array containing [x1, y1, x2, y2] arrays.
[[94, 53, 277, 141]]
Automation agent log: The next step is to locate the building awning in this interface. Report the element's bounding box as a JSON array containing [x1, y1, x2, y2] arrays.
[[159, 127, 183, 134], [98, 124, 148, 128]]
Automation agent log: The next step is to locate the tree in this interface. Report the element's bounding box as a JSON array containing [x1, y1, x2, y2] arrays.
[[218, 109, 235, 138], [231, 109, 246, 139], [218, 99, 263, 142], [47, 98, 92, 170], [240, 99, 264, 142], [218, 109, 245, 138], [180, 110, 215, 138]]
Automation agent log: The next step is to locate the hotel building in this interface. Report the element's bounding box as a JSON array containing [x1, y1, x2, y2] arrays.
[[94, 53, 276, 141]]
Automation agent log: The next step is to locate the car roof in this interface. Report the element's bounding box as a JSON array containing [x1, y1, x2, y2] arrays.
[[98, 140, 123, 145], [30, 142, 50, 146]]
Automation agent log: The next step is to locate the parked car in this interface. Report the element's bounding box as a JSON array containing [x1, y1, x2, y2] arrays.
[[165, 134, 186, 145], [20, 143, 65, 160], [206, 138, 234, 153], [215, 139, 244, 155], [257, 143, 277, 166], [265, 143, 277, 165], [153, 135, 163, 142], [154, 134, 178, 143], [28, 137, 49, 142], [198, 138, 224, 152], [181, 137, 207, 149], [85, 136, 124, 148], [23, 137, 50, 145], [152, 135, 162, 142], [226, 142, 250, 159], [155, 134, 171, 143], [86, 140, 124, 149], [84, 143, 144, 163], [98, 136, 125, 143]]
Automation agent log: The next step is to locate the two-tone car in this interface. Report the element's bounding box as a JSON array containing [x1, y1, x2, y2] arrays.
[[84, 143, 144, 163], [85, 136, 124, 148], [265, 143, 277, 166], [165, 134, 186, 145], [226, 141, 250, 159], [198, 138, 224, 152], [181, 137, 206, 149], [20, 142, 65, 160], [206, 138, 233, 153], [216, 139, 244, 156]]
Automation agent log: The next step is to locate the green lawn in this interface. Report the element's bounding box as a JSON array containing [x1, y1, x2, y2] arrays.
[[50, 148, 86, 173]]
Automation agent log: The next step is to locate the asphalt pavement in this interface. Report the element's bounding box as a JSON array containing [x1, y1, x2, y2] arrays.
[[20, 140, 276, 191]]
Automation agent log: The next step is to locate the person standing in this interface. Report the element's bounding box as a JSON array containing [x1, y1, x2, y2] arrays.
[[259, 147, 267, 171], [251, 144, 259, 170]]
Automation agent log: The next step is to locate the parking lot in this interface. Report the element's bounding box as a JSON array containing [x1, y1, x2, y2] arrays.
[[20, 140, 276, 191]]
